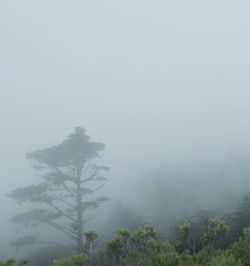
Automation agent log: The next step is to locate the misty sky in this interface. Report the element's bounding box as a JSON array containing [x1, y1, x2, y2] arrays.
[[0, 1, 250, 256]]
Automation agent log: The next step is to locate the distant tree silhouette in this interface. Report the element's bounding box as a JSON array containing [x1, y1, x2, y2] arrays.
[[8, 127, 109, 253]]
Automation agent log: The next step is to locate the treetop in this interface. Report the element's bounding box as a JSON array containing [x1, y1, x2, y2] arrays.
[[26, 127, 105, 168]]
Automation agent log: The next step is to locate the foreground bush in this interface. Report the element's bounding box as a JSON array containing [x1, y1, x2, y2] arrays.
[[6, 217, 250, 265], [0, 258, 28, 266], [52, 218, 250, 266]]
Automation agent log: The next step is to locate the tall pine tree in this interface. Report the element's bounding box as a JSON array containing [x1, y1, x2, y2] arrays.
[[8, 127, 109, 253]]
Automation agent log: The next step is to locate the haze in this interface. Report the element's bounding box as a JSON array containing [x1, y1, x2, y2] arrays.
[[0, 0, 250, 260]]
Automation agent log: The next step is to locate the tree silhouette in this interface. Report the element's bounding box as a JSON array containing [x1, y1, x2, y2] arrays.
[[8, 127, 109, 253]]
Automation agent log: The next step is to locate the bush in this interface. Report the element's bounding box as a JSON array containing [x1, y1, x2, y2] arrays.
[[0, 258, 28, 266], [210, 253, 242, 266]]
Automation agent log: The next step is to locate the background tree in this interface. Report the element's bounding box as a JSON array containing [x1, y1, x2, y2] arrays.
[[226, 197, 250, 243], [8, 127, 109, 253], [101, 201, 146, 241]]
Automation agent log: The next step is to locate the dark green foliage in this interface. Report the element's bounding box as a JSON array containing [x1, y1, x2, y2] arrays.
[[105, 225, 179, 266], [18, 259, 29, 266], [178, 220, 192, 253], [201, 218, 229, 248], [178, 250, 194, 266], [151, 251, 179, 266], [6, 221, 250, 266], [210, 253, 242, 266], [231, 228, 250, 266], [0, 258, 28, 266], [53, 253, 90, 266], [226, 197, 250, 244], [51, 218, 241, 266], [175, 210, 217, 254]]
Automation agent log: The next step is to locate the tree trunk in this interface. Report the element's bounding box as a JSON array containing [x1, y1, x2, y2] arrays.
[[76, 166, 83, 253]]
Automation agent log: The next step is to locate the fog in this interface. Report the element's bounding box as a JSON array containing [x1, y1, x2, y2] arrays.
[[1, 0, 250, 261]]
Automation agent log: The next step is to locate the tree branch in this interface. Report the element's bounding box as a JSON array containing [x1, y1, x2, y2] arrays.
[[62, 183, 77, 198], [56, 197, 76, 208], [93, 183, 106, 193], [82, 214, 97, 224], [48, 203, 76, 223], [47, 221, 76, 240]]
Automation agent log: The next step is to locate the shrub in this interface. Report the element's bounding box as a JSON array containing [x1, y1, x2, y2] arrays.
[[210, 253, 242, 266]]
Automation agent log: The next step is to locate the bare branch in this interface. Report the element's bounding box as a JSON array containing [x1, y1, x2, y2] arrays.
[[63, 183, 77, 198], [47, 221, 76, 240], [83, 214, 97, 224], [81, 165, 109, 183], [48, 203, 76, 223], [56, 198, 76, 208], [93, 183, 106, 193]]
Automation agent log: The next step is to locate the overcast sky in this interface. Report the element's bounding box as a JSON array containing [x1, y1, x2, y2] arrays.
[[0, 0, 250, 256]]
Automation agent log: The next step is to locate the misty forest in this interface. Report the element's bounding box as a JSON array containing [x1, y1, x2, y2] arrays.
[[1, 1, 250, 266]]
